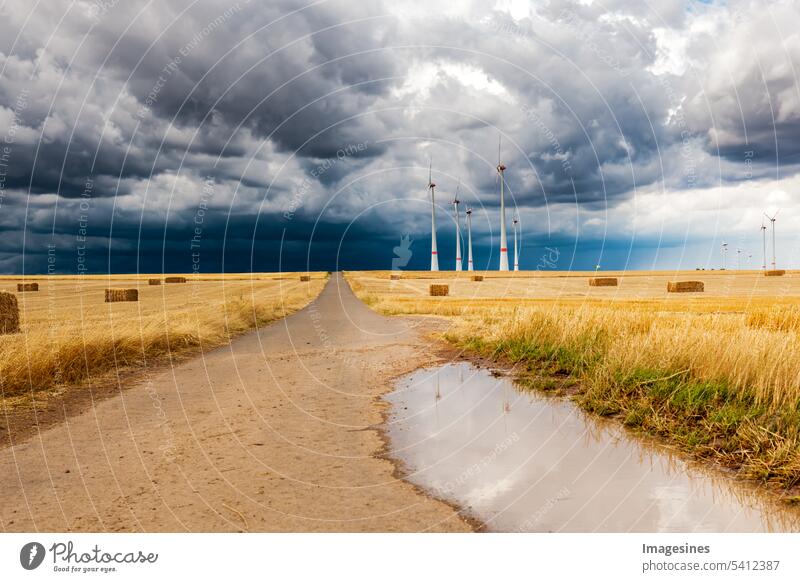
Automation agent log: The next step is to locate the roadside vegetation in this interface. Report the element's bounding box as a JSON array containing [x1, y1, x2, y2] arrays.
[[347, 271, 800, 498], [0, 274, 327, 405]]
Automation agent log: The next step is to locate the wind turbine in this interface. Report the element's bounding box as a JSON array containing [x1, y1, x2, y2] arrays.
[[453, 181, 462, 271], [721, 242, 728, 270], [512, 215, 520, 271], [760, 219, 767, 270], [764, 210, 780, 269], [497, 137, 509, 271], [737, 248, 742, 270], [466, 207, 474, 271], [428, 161, 439, 271]]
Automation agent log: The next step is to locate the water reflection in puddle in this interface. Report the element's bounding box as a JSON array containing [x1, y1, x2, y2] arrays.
[[385, 362, 800, 532]]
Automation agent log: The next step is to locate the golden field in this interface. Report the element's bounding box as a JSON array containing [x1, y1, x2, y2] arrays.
[[347, 270, 800, 495], [348, 269, 800, 313], [0, 273, 327, 404]]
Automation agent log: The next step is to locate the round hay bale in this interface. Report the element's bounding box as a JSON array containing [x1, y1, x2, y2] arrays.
[[164, 276, 187, 283], [429, 284, 449, 296], [765, 270, 786, 277], [105, 288, 139, 302], [148, 278, 161, 285], [300, 275, 311, 282], [667, 281, 704, 293], [0, 291, 20, 334], [17, 282, 39, 292], [589, 277, 617, 287], [390, 273, 401, 280], [471, 275, 484, 282]]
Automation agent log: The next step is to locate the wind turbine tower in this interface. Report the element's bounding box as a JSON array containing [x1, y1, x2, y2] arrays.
[[765, 211, 779, 269], [497, 137, 509, 271], [760, 219, 767, 270], [721, 242, 728, 270], [512, 215, 520, 271], [466, 208, 474, 271], [453, 182, 462, 271], [428, 161, 439, 271]]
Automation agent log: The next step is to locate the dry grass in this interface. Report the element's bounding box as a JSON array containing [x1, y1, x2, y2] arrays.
[[747, 306, 800, 333], [0, 273, 327, 402], [346, 270, 800, 493]]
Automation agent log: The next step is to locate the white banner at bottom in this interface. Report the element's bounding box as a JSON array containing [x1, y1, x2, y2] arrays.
[[1, 533, 797, 581]]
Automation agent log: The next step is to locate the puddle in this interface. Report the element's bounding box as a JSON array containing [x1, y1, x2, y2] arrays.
[[385, 362, 800, 532]]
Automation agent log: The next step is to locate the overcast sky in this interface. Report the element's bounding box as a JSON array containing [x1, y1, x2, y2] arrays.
[[1, 0, 799, 273]]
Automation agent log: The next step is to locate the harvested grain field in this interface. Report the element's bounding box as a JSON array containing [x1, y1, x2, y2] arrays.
[[348, 269, 800, 315], [0, 273, 327, 411]]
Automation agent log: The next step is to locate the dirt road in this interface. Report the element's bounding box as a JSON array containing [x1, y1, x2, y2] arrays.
[[1, 273, 470, 532]]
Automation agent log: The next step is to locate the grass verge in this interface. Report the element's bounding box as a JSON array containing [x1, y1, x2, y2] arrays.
[[445, 309, 800, 499]]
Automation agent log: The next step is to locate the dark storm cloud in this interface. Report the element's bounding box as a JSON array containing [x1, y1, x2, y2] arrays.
[[383, 3, 680, 206], [679, 2, 800, 169], [1, 0, 799, 273], [0, 0, 399, 198], [107, 0, 400, 157]]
